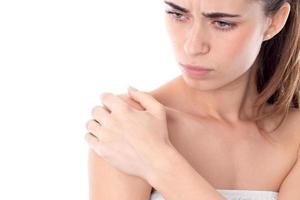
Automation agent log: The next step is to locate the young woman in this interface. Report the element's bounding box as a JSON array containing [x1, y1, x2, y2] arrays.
[[85, 0, 300, 199]]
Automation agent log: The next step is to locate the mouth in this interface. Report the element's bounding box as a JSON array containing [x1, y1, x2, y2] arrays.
[[180, 63, 213, 71], [180, 63, 213, 78]]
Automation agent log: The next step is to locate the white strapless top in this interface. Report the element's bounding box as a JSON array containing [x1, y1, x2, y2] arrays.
[[150, 189, 279, 200]]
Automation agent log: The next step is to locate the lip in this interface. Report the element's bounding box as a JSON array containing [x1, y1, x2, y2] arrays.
[[180, 63, 213, 71], [180, 63, 213, 78]]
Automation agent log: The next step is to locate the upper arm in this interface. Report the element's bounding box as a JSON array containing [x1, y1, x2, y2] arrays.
[[277, 110, 300, 200], [87, 93, 153, 200], [88, 150, 152, 200]]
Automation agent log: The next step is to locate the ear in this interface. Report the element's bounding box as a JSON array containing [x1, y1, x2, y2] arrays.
[[263, 2, 291, 41]]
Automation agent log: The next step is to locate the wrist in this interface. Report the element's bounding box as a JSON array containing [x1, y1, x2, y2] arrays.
[[147, 144, 182, 187]]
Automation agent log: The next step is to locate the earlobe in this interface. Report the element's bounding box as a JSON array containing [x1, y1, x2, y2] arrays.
[[263, 23, 275, 41], [262, 16, 273, 40], [263, 24, 274, 41], [264, 34, 272, 41]]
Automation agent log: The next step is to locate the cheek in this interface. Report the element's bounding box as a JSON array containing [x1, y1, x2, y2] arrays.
[[165, 21, 186, 49], [216, 24, 263, 72], [220, 29, 253, 59]]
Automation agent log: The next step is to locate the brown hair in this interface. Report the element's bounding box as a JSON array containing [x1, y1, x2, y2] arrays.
[[252, 0, 300, 134]]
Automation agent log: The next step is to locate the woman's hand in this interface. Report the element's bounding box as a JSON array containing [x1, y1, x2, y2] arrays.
[[84, 86, 173, 182]]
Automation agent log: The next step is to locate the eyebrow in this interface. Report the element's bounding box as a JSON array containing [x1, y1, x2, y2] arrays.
[[163, 1, 242, 18]]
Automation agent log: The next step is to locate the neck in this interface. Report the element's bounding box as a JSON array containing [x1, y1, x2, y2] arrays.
[[177, 63, 260, 124]]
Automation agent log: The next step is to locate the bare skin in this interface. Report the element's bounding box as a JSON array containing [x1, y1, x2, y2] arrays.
[[144, 75, 300, 193], [136, 0, 297, 193], [87, 0, 299, 198], [162, 0, 290, 123]]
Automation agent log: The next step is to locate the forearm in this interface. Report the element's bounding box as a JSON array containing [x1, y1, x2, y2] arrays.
[[148, 146, 226, 200]]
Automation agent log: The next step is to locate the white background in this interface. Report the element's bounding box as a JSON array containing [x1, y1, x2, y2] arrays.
[[0, 0, 180, 199]]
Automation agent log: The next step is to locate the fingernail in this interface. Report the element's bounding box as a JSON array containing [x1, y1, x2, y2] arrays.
[[129, 86, 138, 91], [100, 92, 109, 101]]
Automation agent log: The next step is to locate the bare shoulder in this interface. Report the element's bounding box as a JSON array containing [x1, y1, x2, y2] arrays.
[[117, 76, 181, 111], [115, 90, 170, 195], [117, 86, 172, 111], [88, 92, 157, 199]]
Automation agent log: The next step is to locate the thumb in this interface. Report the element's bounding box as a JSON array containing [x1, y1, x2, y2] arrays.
[[127, 86, 162, 114]]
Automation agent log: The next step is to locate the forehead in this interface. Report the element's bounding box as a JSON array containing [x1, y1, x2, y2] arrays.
[[164, 0, 264, 20], [165, 0, 256, 13]]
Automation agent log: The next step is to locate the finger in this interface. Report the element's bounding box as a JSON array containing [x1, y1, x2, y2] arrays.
[[84, 132, 106, 156], [86, 119, 102, 139], [91, 105, 110, 124], [85, 132, 99, 146], [127, 86, 163, 114], [100, 92, 131, 114]]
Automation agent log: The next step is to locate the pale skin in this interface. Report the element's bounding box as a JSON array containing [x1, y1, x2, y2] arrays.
[[162, 0, 286, 124], [85, 0, 300, 199]]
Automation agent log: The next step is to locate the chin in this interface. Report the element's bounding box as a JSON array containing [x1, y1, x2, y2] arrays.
[[181, 74, 214, 91]]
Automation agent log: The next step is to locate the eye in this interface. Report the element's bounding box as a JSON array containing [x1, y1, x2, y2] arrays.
[[165, 10, 187, 22], [213, 21, 237, 31], [165, 10, 237, 31]]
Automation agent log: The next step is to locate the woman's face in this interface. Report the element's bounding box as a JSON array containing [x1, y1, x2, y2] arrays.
[[164, 0, 271, 90]]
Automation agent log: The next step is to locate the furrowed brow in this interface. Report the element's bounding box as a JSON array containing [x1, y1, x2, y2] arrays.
[[164, 1, 189, 13], [164, 1, 242, 18], [202, 12, 241, 18]]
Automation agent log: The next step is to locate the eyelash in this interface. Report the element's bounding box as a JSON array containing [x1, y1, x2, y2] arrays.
[[165, 10, 237, 31]]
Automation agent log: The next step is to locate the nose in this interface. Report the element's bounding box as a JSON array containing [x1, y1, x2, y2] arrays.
[[184, 23, 210, 56]]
